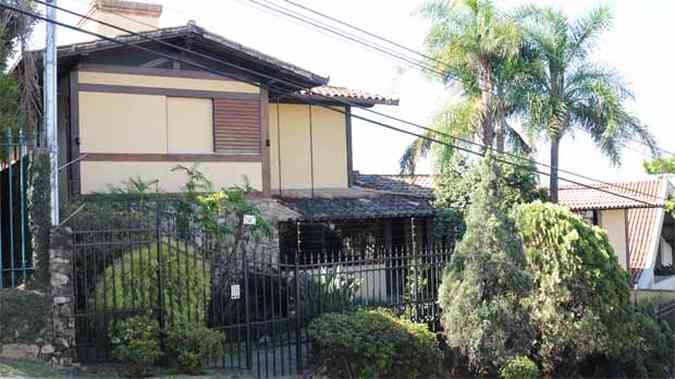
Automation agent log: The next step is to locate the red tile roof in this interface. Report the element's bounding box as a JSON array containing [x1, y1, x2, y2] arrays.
[[300, 86, 399, 106], [558, 179, 666, 211], [559, 178, 669, 285]]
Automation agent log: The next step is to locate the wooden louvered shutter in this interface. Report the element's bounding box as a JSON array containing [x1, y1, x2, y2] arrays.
[[213, 97, 261, 156]]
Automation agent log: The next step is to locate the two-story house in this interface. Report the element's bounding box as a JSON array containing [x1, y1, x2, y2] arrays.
[[40, 0, 438, 264]]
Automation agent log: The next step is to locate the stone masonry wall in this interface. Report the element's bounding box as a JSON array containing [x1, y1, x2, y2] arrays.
[[0, 226, 75, 365]]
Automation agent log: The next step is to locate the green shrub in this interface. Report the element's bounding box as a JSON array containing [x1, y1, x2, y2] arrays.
[[500, 356, 539, 379], [438, 157, 534, 375], [165, 321, 224, 375], [109, 315, 162, 378], [620, 310, 674, 378], [514, 201, 635, 372], [94, 240, 211, 324], [307, 308, 441, 378]]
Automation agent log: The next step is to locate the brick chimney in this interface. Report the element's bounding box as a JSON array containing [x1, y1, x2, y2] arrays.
[[77, 0, 163, 38]]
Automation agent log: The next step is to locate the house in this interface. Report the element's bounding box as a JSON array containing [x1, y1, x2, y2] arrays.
[[558, 177, 673, 290], [35, 0, 447, 266]]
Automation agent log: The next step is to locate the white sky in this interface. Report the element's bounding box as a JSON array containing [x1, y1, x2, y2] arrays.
[[33, 0, 675, 184]]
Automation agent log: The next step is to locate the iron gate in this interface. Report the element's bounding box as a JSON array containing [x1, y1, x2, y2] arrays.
[[71, 202, 453, 378]]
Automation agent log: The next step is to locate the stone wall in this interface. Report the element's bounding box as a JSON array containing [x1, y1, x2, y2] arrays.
[[0, 226, 75, 365]]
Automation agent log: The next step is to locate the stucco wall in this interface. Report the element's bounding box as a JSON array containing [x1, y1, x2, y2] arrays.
[[78, 71, 259, 93], [268, 104, 348, 190], [600, 209, 628, 270], [77, 71, 262, 193], [80, 161, 262, 193]]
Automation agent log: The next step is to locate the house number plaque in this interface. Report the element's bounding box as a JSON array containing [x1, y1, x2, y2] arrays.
[[231, 284, 241, 300]]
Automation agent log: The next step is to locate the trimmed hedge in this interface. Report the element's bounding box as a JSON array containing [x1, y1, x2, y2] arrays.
[[94, 241, 211, 324], [307, 308, 441, 378]]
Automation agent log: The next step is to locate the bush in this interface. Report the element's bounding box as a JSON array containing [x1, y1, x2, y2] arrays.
[[500, 356, 539, 379], [109, 315, 162, 378], [620, 310, 674, 378], [514, 201, 635, 372], [307, 308, 441, 378], [166, 321, 224, 375], [94, 240, 211, 324], [438, 157, 534, 375]]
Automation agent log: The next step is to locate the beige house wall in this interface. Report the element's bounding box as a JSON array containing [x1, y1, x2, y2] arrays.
[[268, 104, 348, 190], [600, 209, 628, 269], [79, 71, 260, 93], [80, 161, 262, 193], [76, 71, 263, 193]]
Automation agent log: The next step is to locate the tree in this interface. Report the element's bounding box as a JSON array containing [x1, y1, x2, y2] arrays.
[[400, 0, 527, 174], [644, 157, 675, 213], [438, 154, 534, 375], [518, 5, 656, 202], [514, 201, 636, 375]]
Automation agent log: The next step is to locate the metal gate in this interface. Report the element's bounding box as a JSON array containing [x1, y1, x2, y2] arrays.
[[71, 202, 453, 378]]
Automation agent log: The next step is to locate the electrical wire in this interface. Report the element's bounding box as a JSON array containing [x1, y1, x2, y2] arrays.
[[60, 0, 666, 201], [8, 1, 665, 207]]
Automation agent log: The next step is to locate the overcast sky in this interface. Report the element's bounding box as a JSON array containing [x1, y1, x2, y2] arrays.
[[35, 0, 675, 185]]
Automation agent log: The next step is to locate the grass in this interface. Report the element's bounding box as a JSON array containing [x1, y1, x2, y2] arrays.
[[0, 358, 254, 378]]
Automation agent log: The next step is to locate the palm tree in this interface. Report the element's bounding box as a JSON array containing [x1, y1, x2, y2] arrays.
[[400, 0, 526, 174], [519, 5, 656, 202]]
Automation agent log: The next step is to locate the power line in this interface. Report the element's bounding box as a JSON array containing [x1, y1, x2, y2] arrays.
[[247, 0, 668, 160], [9, 1, 664, 207], [65, 0, 665, 201]]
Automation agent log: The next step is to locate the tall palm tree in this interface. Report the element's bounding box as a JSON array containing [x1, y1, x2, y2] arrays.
[[519, 5, 656, 202], [400, 0, 526, 174]]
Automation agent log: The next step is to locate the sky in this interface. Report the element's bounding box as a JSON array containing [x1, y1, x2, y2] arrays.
[[32, 0, 675, 185]]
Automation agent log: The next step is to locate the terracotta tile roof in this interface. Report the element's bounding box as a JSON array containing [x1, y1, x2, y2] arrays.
[[354, 174, 433, 198], [558, 179, 666, 211], [559, 178, 669, 285], [299, 86, 399, 106]]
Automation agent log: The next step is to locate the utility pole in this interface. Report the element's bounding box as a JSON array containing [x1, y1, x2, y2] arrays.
[[44, 0, 59, 225]]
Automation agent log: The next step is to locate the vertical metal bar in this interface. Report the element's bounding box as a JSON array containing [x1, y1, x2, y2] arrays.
[[243, 246, 252, 370], [19, 131, 26, 284], [155, 205, 165, 334], [294, 221, 302, 373], [7, 130, 15, 287]]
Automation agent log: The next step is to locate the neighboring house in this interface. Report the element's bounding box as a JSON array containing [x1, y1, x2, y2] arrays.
[[558, 177, 673, 290], [31, 1, 446, 265]]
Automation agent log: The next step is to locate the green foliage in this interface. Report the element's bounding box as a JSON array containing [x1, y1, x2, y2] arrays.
[[620, 310, 674, 378], [172, 164, 272, 244], [28, 152, 51, 290], [433, 154, 545, 217], [94, 241, 211, 324], [644, 157, 675, 214], [499, 356, 540, 379], [432, 207, 465, 244], [165, 321, 224, 375], [109, 315, 162, 378], [307, 308, 441, 379], [438, 156, 534, 375], [0, 289, 49, 344], [301, 266, 362, 319], [514, 201, 634, 372]]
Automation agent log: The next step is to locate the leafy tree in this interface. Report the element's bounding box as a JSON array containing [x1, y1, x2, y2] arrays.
[[433, 153, 545, 217], [644, 157, 675, 213], [518, 5, 656, 202], [514, 201, 635, 374], [400, 0, 531, 174], [438, 155, 534, 375]]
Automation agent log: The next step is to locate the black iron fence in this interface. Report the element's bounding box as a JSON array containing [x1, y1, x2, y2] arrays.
[[70, 201, 455, 378], [0, 130, 32, 288]]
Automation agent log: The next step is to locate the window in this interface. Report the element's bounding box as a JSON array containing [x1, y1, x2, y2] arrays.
[[213, 97, 261, 155], [166, 97, 213, 153], [580, 210, 599, 225]]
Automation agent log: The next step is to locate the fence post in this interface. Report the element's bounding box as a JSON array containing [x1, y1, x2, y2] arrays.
[[243, 246, 252, 369], [155, 204, 165, 334], [295, 221, 303, 373], [49, 225, 76, 364]]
